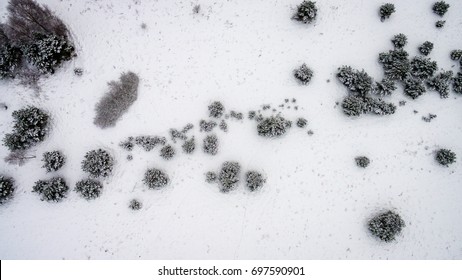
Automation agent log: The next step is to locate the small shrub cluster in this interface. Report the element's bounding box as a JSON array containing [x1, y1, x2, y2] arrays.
[[378, 49, 410, 81], [410, 56, 437, 80], [0, 176, 15, 205], [182, 137, 196, 154], [418, 41, 434, 56], [219, 120, 228, 132], [0, 44, 22, 78], [32, 177, 69, 202], [257, 115, 292, 138], [368, 210, 405, 242], [205, 171, 217, 183], [373, 79, 396, 96], [404, 77, 426, 99], [208, 101, 225, 118], [435, 148, 456, 166], [450, 50, 462, 61], [129, 199, 142, 210], [432, 1, 450, 16], [230, 111, 243, 120], [94, 72, 139, 128], [42, 150, 65, 172], [75, 179, 103, 200], [391, 33, 407, 49], [81, 149, 114, 178], [355, 156, 370, 168], [119, 137, 135, 151], [453, 72, 462, 94], [203, 134, 219, 155], [342, 96, 396, 117], [296, 117, 308, 128], [292, 1, 318, 24], [160, 145, 175, 160], [293, 63, 313, 85], [426, 70, 453, 98], [143, 168, 169, 189], [435, 20, 445, 28], [135, 136, 166, 151], [218, 161, 241, 192], [199, 120, 217, 132], [337, 66, 373, 97], [379, 3, 395, 22], [245, 171, 266, 191], [3, 106, 49, 151], [169, 128, 187, 143]]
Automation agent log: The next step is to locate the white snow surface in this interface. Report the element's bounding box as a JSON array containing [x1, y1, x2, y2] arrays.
[[1, 0, 462, 259]]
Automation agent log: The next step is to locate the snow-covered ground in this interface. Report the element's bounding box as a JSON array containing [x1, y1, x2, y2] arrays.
[[1, 0, 461, 259]]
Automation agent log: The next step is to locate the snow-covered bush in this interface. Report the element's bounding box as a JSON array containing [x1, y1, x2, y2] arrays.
[[435, 148, 456, 166], [3, 106, 49, 151], [203, 134, 219, 155], [373, 78, 396, 96], [81, 149, 114, 178], [257, 115, 291, 138], [435, 20, 445, 28], [0, 176, 15, 205], [418, 41, 434, 56], [169, 128, 187, 143], [365, 97, 397, 116], [341, 96, 366, 117], [296, 117, 308, 128], [75, 179, 103, 200], [160, 145, 175, 160], [292, 1, 317, 24], [94, 72, 139, 128], [0, 44, 22, 79], [337, 66, 373, 96], [378, 49, 410, 81], [293, 63, 313, 85], [41, 150, 65, 172], [432, 1, 450, 16], [391, 33, 407, 49], [404, 77, 426, 99], [182, 137, 195, 154], [135, 136, 166, 151], [205, 171, 217, 183], [368, 210, 405, 242], [23, 34, 75, 74], [199, 120, 217, 132], [426, 70, 453, 98], [410, 56, 437, 80], [208, 101, 225, 118], [119, 137, 134, 151], [219, 120, 228, 132], [32, 177, 69, 202], [245, 171, 265, 191], [355, 156, 370, 168], [143, 168, 169, 189], [450, 50, 462, 61], [129, 199, 142, 210], [379, 3, 395, 22], [453, 72, 462, 94], [218, 161, 241, 192], [342, 96, 396, 117], [230, 111, 243, 120]]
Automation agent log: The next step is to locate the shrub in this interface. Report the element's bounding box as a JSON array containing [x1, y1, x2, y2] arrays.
[[230, 110, 243, 120], [342, 96, 396, 116], [32, 177, 69, 202], [296, 117, 308, 128], [391, 33, 407, 49], [81, 149, 114, 178], [203, 134, 219, 155], [248, 111, 256, 120], [245, 171, 265, 191], [341, 96, 366, 117], [418, 41, 434, 56], [426, 70, 453, 98], [94, 72, 139, 128], [368, 210, 405, 242], [0, 44, 22, 78], [432, 1, 450, 16], [219, 120, 228, 132], [74, 67, 83, 76], [378, 49, 410, 81], [373, 78, 396, 96], [292, 1, 317, 24], [119, 137, 134, 151], [293, 63, 313, 85], [42, 150, 65, 172], [23, 34, 75, 74], [404, 78, 426, 99], [75, 179, 103, 200], [199, 120, 217, 132], [365, 97, 396, 116], [169, 128, 187, 143], [379, 3, 395, 22], [129, 199, 142, 210], [435, 20, 445, 28], [3, 106, 49, 151], [135, 136, 166, 151], [0, 176, 15, 204], [218, 161, 241, 192], [208, 101, 225, 118], [337, 66, 373, 96], [160, 145, 175, 160], [435, 148, 456, 166], [410, 56, 437, 80], [450, 50, 462, 61], [182, 137, 195, 154], [453, 72, 462, 94], [355, 156, 370, 168], [143, 168, 169, 189], [205, 171, 217, 183], [257, 116, 292, 138]]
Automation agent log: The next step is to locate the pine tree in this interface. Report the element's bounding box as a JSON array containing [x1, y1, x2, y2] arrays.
[[355, 156, 370, 168], [404, 77, 426, 99], [143, 168, 169, 189], [0, 176, 15, 205], [218, 161, 241, 192], [208, 101, 225, 118], [435, 148, 456, 166], [410, 56, 437, 80], [432, 1, 450, 17], [257, 115, 292, 137], [32, 177, 69, 202], [293, 63, 313, 85], [203, 134, 219, 155], [426, 70, 453, 98], [245, 171, 265, 191], [75, 179, 103, 200], [81, 149, 114, 178], [42, 150, 65, 172], [379, 3, 395, 22], [368, 210, 405, 242], [391, 33, 407, 49], [292, 1, 318, 24], [418, 41, 434, 56]]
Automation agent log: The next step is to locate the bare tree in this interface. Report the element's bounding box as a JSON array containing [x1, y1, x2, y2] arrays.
[[4, 150, 36, 166]]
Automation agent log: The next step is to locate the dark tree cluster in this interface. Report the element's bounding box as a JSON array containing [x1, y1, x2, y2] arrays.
[[337, 66, 373, 97], [245, 171, 266, 191], [409, 56, 437, 80], [218, 161, 241, 192], [42, 150, 65, 172], [160, 145, 175, 160], [75, 179, 103, 200], [0, 176, 15, 205], [341, 94, 396, 117], [378, 49, 410, 81], [426, 70, 453, 98], [203, 134, 219, 155], [373, 78, 396, 96], [208, 101, 225, 118], [432, 1, 450, 16], [293, 63, 313, 85], [3, 106, 49, 151], [81, 149, 114, 178], [450, 50, 462, 61], [292, 1, 318, 24], [379, 3, 395, 22], [391, 33, 407, 49], [453, 72, 462, 94], [182, 137, 196, 154], [418, 41, 434, 56], [143, 168, 169, 189], [257, 115, 292, 138], [32, 177, 69, 202], [368, 210, 405, 242], [403, 77, 426, 99], [134, 135, 166, 151], [435, 148, 456, 166]]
